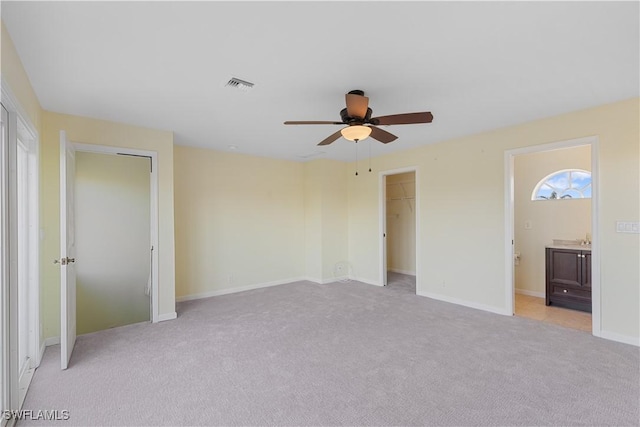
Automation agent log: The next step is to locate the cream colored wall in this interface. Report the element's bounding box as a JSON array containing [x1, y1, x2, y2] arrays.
[[514, 146, 591, 295], [41, 111, 175, 339], [304, 161, 323, 281], [348, 98, 639, 341], [314, 160, 348, 282], [386, 172, 416, 275], [174, 146, 305, 298], [75, 152, 150, 335]]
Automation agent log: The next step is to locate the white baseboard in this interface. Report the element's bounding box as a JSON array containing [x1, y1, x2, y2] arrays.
[[598, 330, 639, 347], [303, 277, 337, 285], [515, 288, 545, 298], [388, 268, 416, 276], [38, 340, 46, 365], [176, 277, 307, 302], [350, 276, 383, 287], [417, 290, 511, 316], [44, 337, 60, 347], [157, 312, 177, 322]]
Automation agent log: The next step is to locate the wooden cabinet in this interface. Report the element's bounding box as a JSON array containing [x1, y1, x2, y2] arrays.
[[545, 248, 592, 312]]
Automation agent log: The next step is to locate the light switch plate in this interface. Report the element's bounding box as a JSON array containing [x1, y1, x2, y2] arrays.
[[616, 221, 640, 233]]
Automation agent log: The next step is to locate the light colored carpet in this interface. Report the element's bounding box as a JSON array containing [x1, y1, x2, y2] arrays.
[[19, 280, 639, 426], [386, 271, 416, 294]]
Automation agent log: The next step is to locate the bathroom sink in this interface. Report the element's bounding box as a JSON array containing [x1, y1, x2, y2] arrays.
[[551, 239, 591, 249]]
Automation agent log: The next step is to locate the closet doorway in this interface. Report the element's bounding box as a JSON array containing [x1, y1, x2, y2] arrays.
[[75, 151, 152, 335], [380, 168, 417, 294]]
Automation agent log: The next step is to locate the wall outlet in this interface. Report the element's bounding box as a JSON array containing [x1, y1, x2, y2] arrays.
[[227, 274, 234, 285], [524, 220, 532, 230]]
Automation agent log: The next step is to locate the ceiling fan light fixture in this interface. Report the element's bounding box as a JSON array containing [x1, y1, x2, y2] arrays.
[[341, 125, 372, 142]]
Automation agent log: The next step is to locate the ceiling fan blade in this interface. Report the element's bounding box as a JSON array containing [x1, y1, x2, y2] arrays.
[[345, 93, 369, 119], [284, 121, 343, 125], [317, 129, 344, 146], [371, 112, 433, 126], [369, 126, 398, 144]]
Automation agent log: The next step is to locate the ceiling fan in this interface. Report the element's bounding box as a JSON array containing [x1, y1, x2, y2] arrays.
[[284, 90, 433, 146]]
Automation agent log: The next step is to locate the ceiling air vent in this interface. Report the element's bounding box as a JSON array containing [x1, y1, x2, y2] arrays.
[[225, 77, 254, 92]]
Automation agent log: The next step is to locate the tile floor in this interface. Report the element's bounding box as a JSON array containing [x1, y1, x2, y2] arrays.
[[515, 293, 592, 333]]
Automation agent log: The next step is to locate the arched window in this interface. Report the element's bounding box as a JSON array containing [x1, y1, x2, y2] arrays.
[[532, 169, 592, 200]]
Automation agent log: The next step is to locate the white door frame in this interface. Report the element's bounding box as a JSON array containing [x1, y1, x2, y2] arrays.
[[504, 135, 600, 337], [1, 103, 16, 426], [379, 166, 419, 290], [16, 130, 39, 401], [1, 78, 40, 419], [72, 143, 160, 323]]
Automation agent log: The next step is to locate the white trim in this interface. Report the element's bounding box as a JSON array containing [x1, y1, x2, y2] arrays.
[[175, 277, 307, 302], [5, 106, 20, 413], [515, 288, 545, 298], [157, 312, 177, 322], [418, 290, 512, 316], [303, 277, 335, 285], [1, 103, 12, 424], [589, 140, 601, 337], [387, 268, 416, 276], [379, 166, 419, 292], [26, 141, 39, 367], [0, 77, 37, 139], [44, 337, 60, 347], [15, 131, 40, 370], [598, 330, 639, 347], [504, 150, 515, 315], [350, 276, 382, 287], [17, 365, 33, 409], [504, 136, 601, 338], [1, 81, 41, 415], [71, 143, 160, 324], [38, 342, 45, 365]]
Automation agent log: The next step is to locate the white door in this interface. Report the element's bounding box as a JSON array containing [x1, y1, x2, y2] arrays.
[[59, 131, 77, 370]]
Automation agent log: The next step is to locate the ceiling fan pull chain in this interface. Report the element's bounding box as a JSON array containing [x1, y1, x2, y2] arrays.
[[355, 139, 359, 176], [368, 140, 372, 172]]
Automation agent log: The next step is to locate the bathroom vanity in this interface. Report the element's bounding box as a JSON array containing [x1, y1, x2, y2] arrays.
[[545, 244, 592, 313]]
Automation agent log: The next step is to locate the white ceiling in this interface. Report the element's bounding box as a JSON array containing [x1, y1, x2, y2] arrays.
[[3, 1, 639, 162]]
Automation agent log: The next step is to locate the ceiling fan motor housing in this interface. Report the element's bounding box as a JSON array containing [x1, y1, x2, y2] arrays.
[[340, 107, 373, 124]]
